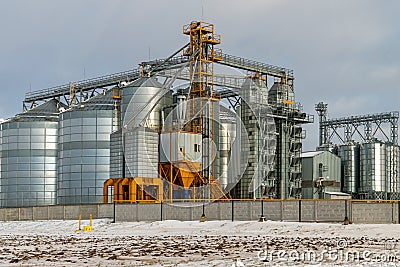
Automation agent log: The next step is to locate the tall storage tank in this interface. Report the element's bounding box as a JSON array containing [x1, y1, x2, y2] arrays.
[[120, 77, 172, 179], [359, 142, 387, 198], [58, 91, 117, 204], [337, 144, 359, 194], [122, 77, 172, 131], [0, 100, 60, 207], [386, 144, 399, 197], [219, 107, 237, 191], [236, 78, 271, 199]]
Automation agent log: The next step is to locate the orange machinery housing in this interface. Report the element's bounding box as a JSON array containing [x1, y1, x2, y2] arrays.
[[103, 177, 163, 203]]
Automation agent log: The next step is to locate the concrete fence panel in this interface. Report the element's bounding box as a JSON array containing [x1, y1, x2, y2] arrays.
[[316, 200, 345, 222], [19, 207, 33, 221], [282, 201, 300, 221], [351, 202, 395, 224], [0, 200, 399, 224]]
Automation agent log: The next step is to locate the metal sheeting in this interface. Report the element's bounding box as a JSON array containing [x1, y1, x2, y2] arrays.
[[359, 142, 387, 194], [122, 77, 171, 131], [268, 82, 295, 106], [0, 100, 60, 207], [120, 77, 172, 180], [337, 144, 360, 194], [386, 144, 400, 195], [58, 92, 115, 204], [124, 127, 159, 178], [159, 132, 202, 164], [218, 106, 238, 191], [238, 78, 276, 198]]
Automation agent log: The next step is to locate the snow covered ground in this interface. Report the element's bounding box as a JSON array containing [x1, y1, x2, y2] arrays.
[[0, 219, 399, 266]]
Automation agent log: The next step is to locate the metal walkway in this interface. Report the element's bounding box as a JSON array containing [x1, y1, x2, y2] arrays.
[[219, 54, 294, 80], [24, 53, 293, 104]]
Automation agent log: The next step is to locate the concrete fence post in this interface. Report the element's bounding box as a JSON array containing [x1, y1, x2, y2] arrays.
[[160, 201, 163, 221], [248, 201, 252, 221], [344, 200, 349, 225], [392, 202, 395, 223], [349, 201, 353, 223], [313, 200, 316, 222], [231, 200, 234, 222], [398, 202, 400, 224], [136, 202, 139, 222], [298, 200, 302, 222]]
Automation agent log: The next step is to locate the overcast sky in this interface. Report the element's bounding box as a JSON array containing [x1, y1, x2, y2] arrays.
[[1, 0, 399, 150]]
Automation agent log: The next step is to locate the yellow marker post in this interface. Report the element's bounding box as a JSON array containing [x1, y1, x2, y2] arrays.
[[75, 214, 82, 233], [83, 213, 93, 232]]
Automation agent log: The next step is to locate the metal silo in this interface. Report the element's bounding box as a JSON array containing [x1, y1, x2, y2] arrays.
[[337, 144, 359, 195], [219, 107, 237, 191], [386, 144, 399, 198], [122, 77, 172, 132], [0, 100, 60, 207], [359, 142, 387, 199], [58, 91, 117, 204], [120, 77, 172, 179]]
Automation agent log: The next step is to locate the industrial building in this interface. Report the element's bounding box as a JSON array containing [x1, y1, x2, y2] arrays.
[[0, 21, 315, 207], [301, 150, 342, 199], [315, 102, 400, 200]]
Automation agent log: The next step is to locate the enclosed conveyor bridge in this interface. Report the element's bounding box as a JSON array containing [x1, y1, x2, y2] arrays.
[[23, 53, 293, 109]]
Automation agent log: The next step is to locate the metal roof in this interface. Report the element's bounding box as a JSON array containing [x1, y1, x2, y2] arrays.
[[301, 151, 324, 158]]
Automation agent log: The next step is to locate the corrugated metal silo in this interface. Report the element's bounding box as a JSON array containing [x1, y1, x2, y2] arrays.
[[337, 144, 360, 194], [0, 100, 61, 207], [359, 142, 387, 198], [58, 91, 116, 204]]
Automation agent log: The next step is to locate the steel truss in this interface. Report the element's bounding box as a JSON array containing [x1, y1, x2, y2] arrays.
[[320, 111, 399, 145]]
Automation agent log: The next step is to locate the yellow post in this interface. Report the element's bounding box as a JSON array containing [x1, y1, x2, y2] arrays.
[[83, 213, 93, 232], [75, 214, 82, 232]]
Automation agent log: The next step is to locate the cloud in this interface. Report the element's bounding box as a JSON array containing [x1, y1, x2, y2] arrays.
[[0, 0, 399, 150]]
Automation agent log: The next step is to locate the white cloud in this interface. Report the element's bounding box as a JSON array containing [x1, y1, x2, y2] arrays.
[[0, 0, 399, 149]]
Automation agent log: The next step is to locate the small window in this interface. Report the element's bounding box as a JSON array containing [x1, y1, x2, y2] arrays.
[[179, 147, 183, 152], [318, 163, 323, 178], [194, 144, 199, 152]]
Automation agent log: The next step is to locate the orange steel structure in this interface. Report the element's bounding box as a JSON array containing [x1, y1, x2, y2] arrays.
[[104, 21, 228, 204], [158, 21, 227, 202]]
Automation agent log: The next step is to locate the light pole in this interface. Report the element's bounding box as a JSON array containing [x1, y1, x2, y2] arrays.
[[259, 182, 266, 222]]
